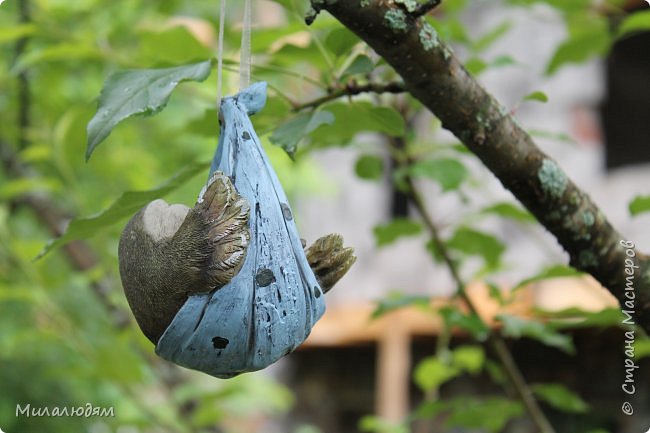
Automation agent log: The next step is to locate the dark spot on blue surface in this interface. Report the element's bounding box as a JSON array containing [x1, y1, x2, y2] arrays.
[[242, 131, 251, 140], [212, 336, 229, 350], [256, 268, 276, 287], [276, 289, 282, 302], [281, 203, 293, 220], [266, 312, 271, 323], [314, 286, 322, 298], [282, 310, 287, 317]]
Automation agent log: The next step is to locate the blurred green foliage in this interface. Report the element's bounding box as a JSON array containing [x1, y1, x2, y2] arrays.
[[0, 1, 324, 432], [1, 0, 647, 432]]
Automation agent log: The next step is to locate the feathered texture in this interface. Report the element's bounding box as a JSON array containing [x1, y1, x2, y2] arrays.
[[198, 172, 250, 288], [118, 172, 250, 344], [306, 234, 356, 293]]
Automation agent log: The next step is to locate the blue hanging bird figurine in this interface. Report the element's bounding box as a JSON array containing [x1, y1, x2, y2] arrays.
[[118, 82, 356, 378]]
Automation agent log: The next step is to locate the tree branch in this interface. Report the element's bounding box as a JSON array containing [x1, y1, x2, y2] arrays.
[[308, 0, 650, 334], [293, 81, 405, 111]]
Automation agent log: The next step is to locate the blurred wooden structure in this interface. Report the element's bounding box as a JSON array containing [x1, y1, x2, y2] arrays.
[[302, 277, 618, 422]]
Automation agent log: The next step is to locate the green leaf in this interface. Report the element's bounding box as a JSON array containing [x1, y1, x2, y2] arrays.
[[523, 91, 549, 103], [531, 383, 589, 413], [0, 177, 62, 200], [541, 307, 623, 330], [485, 360, 507, 385], [326, 28, 361, 57], [37, 162, 209, 259], [440, 0, 468, 14], [487, 281, 506, 305], [270, 110, 335, 157], [635, 338, 650, 361], [445, 397, 524, 433], [452, 346, 485, 374], [408, 158, 468, 192], [464, 58, 487, 75], [414, 357, 460, 393], [465, 55, 517, 76], [546, 19, 610, 75], [372, 292, 431, 318], [355, 154, 384, 180], [490, 55, 517, 68], [367, 106, 405, 136], [439, 307, 490, 341], [86, 60, 213, 160], [414, 400, 447, 419], [0, 24, 37, 44], [13, 43, 103, 74], [480, 202, 535, 223], [341, 54, 375, 78], [359, 416, 408, 433], [498, 314, 575, 354], [417, 397, 523, 432], [425, 239, 444, 263], [447, 227, 505, 270], [187, 109, 219, 137], [427, 16, 469, 43], [528, 129, 575, 144], [618, 10, 650, 38], [472, 22, 512, 53], [137, 26, 212, 65], [309, 102, 405, 146], [513, 264, 582, 290], [373, 219, 423, 247], [629, 195, 650, 216]]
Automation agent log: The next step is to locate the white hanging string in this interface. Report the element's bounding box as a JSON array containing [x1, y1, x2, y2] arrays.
[[216, 0, 227, 110], [239, 0, 252, 90]]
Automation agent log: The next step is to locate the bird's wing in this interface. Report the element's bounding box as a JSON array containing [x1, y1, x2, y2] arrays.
[[306, 233, 356, 293], [197, 171, 251, 288]]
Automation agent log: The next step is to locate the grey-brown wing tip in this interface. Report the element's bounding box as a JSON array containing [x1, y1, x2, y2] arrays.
[[306, 233, 356, 293], [197, 171, 251, 289]]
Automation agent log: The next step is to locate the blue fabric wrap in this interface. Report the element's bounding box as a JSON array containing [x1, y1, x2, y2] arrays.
[[156, 82, 326, 378]]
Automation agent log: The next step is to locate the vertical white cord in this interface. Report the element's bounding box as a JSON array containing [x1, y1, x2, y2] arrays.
[[216, 0, 227, 110], [239, 0, 252, 90]]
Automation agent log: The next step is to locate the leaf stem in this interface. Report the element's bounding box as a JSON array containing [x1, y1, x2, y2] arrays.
[[293, 81, 405, 111]]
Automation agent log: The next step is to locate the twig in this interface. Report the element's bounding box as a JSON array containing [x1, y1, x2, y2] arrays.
[[15, 0, 31, 150], [293, 81, 405, 111], [410, 0, 442, 18], [403, 172, 556, 433]]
